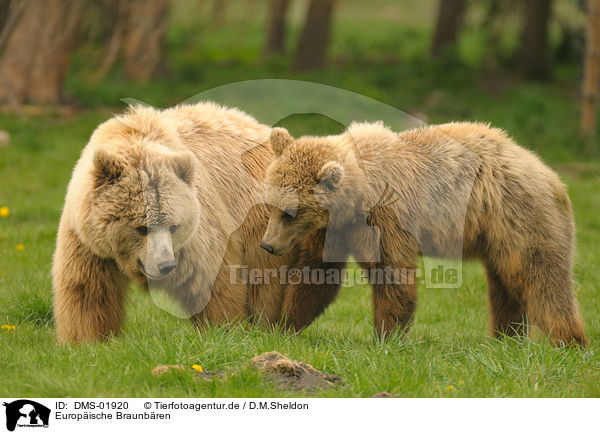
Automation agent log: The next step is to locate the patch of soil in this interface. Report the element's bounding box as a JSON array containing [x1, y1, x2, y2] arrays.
[[252, 351, 343, 392], [151, 364, 226, 381], [151, 364, 185, 375], [193, 370, 226, 381]]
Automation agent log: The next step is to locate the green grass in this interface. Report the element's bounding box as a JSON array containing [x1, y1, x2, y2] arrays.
[[1, 0, 599, 397]]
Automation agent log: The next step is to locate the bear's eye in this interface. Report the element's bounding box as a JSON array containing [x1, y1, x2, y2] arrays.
[[282, 209, 296, 222], [170, 225, 178, 234], [136, 226, 148, 236]]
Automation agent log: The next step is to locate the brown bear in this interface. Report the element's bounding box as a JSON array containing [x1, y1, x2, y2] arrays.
[[260, 121, 588, 346], [52, 102, 342, 343]]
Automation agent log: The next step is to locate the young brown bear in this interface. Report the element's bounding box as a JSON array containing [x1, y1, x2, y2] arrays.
[[261, 121, 588, 346], [53, 103, 342, 343]]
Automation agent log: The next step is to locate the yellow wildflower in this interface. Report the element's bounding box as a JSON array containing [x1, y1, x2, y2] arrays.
[[458, 380, 464, 385], [191, 364, 203, 373], [447, 385, 455, 391], [0, 207, 9, 218], [1, 324, 16, 331], [15, 243, 24, 251]]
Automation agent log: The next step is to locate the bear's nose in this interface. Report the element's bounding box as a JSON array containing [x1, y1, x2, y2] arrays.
[[158, 260, 176, 276], [260, 241, 274, 254]]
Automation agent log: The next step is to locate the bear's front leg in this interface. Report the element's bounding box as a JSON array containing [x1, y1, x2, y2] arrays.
[[354, 223, 419, 339], [280, 230, 347, 331], [369, 270, 417, 339], [53, 226, 128, 343], [280, 260, 346, 331]]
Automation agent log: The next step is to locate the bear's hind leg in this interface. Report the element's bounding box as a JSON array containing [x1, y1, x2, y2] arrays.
[[508, 248, 588, 347], [485, 264, 527, 338], [524, 272, 588, 347]]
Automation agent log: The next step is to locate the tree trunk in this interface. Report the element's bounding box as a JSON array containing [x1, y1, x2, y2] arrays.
[[92, 0, 129, 82], [294, 0, 334, 70], [519, 0, 553, 80], [431, 0, 467, 57], [122, 0, 169, 80], [0, 0, 83, 104], [265, 0, 289, 56], [581, 0, 600, 143], [0, 0, 11, 31], [210, 0, 228, 25]]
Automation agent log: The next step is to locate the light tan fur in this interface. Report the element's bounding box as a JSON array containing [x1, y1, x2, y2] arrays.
[[53, 102, 335, 343], [262, 121, 588, 346]]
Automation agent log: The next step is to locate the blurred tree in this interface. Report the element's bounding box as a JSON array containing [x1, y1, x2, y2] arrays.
[[265, 0, 290, 56], [555, 15, 584, 63], [581, 0, 600, 143], [519, 0, 553, 80], [478, 0, 523, 71], [92, 0, 129, 81], [431, 0, 467, 57], [211, 0, 228, 24], [0, 0, 11, 30], [0, 0, 83, 105], [294, 0, 334, 70], [122, 0, 169, 80]]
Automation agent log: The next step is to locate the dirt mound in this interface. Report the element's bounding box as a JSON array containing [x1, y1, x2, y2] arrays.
[[251, 351, 343, 392], [151, 352, 343, 392]]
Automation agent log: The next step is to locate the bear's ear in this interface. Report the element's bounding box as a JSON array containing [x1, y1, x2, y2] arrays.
[[317, 161, 344, 190], [93, 149, 124, 187], [270, 127, 293, 157], [171, 152, 195, 185]]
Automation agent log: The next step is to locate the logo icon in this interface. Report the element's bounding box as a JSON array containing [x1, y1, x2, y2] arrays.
[[3, 400, 50, 432]]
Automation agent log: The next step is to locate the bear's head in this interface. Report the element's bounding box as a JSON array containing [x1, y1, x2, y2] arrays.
[[81, 145, 200, 282], [261, 128, 346, 256]]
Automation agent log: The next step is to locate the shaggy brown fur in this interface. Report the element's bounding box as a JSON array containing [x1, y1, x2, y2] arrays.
[[261, 121, 588, 346], [53, 102, 338, 343]]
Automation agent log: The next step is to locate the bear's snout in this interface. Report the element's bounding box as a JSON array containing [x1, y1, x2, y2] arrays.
[[139, 229, 177, 280]]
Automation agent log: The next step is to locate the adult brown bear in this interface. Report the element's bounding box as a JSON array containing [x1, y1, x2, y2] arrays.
[[52, 103, 343, 343]]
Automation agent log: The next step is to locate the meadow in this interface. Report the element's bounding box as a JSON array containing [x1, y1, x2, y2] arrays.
[[0, 0, 599, 397]]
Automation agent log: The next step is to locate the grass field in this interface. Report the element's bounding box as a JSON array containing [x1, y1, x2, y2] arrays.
[[1, 0, 599, 397]]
